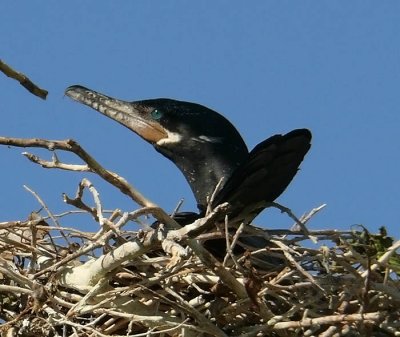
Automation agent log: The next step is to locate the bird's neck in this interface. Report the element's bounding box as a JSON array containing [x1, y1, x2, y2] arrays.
[[180, 156, 236, 211], [156, 143, 248, 211]]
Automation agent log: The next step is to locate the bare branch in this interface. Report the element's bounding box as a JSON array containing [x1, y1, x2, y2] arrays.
[[0, 135, 397, 336], [0, 59, 48, 99]]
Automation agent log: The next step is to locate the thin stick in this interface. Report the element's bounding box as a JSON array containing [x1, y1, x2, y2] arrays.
[[0, 59, 48, 99]]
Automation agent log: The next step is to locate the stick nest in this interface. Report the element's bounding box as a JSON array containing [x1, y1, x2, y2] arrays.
[[0, 138, 398, 337]]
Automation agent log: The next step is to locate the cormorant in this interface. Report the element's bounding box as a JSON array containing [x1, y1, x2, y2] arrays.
[[65, 85, 311, 261]]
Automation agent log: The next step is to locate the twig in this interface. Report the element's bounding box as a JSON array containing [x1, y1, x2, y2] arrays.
[[0, 59, 48, 99], [171, 198, 185, 216], [206, 177, 225, 215], [23, 152, 90, 171], [223, 219, 244, 268], [0, 136, 179, 228], [23, 184, 70, 246], [270, 201, 317, 243], [272, 240, 325, 293], [163, 287, 229, 337], [271, 311, 384, 329]]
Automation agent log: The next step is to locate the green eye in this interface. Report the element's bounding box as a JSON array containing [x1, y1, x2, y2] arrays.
[[151, 109, 163, 120]]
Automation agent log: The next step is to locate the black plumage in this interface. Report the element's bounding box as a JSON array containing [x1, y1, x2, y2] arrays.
[[65, 85, 311, 264]]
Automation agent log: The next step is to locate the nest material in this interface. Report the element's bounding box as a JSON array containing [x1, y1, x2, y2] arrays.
[[0, 191, 399, 337], [0, 137, 398, 337]]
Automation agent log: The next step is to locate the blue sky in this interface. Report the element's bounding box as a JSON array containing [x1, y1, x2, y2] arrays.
[[1, 2, 399, 239]]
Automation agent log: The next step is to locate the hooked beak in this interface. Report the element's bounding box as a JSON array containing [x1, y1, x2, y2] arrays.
[[65, 85, 168, 144]]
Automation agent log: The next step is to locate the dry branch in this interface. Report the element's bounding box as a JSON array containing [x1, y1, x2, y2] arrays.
[[0, 60, 48, 99], [0, 136, 398, 337]]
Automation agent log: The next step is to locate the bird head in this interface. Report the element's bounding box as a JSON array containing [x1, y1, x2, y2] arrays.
[[65, 85, 248, 208]]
